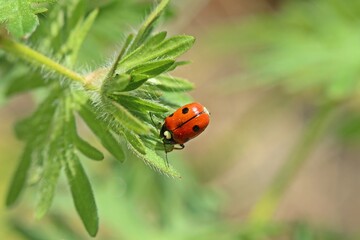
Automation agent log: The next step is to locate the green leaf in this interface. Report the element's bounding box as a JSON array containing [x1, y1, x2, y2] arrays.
[[106, 101, 150, 134], [107, 34, 135, 78], [35, 152, 61, 219], [103, 74, 131, 93], [110, 94, 169, 113], [68, 111, 104, 161], [65, 155, 98, 237], [154, 35, 195, 59], [143, 31, 167, 47], [135, 146, 181, 178], [152, 75, 195, 92], [6, 144, 32, 206], [166, 60, 190, 72], [32, 7, 48, 14], [0, 0, 40, 38], [120, 128, 146, 155], [14, 93, 58, 140], [131, 59, 175, 75], [79, 103, 125, 162], [5, 71, 47, 97], [116, 35, 195, 74], [128, 0, 169, 51], [75, 136, 104, 161], [3, 65, 47, 97], [61, 8, 99, 66], [122, 75, 149, 91]]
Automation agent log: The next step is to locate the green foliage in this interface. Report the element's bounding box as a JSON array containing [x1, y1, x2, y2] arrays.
[[0, 0, 54, 39], [7, 160, 231, 239], [65, 154, 98, 237], [1, 0, 195, 236]]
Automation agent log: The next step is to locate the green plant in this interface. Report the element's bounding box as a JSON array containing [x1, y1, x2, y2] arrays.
[[0, 0, 195, 236]]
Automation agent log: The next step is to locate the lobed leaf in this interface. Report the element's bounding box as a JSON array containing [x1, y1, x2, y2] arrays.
[[79, 103, 125, 162], [0, 0, 40, 38], [65, 154, 98, 237]]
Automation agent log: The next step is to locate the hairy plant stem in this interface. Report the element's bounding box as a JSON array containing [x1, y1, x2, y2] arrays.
[[248, 102, 335, 224], [0, 37, 97, 90], [129, 0, 169, 51]]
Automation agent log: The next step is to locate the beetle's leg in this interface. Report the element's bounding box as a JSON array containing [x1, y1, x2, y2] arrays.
[[173, 144, 185, 150], [163, 141, 169, 167]]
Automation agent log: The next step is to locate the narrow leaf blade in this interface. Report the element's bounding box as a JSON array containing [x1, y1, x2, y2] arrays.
[[131, 59, 174, 76], [35, 155, 61, 218], [111, 94, 169, 113], [75, 136, 104, 161], [79, 103, 125, 162], [6, 145, 32, 206], [120, 128, 146, 155], [63, 8, 99, 65], [107, 102, 149, 134], [65, 155, 98, 237], [135, 146, 181, 178], [128, 0, 169, 50], [117, 35, 195, 74], [143, 31, 167, 47], [5, 68, 47, 97], [152, 75, 195, 92]]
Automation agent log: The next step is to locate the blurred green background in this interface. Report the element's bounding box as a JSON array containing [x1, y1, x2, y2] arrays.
[[1, 0, 360, 239]]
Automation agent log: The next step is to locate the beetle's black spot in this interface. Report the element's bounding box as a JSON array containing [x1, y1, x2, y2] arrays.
[[182, 107, 189, 114], [169, 113, 174, 117], [192, 125, 200, 132]]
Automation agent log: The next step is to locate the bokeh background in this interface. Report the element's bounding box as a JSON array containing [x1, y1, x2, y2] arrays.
[[1, 0, 360, 239]]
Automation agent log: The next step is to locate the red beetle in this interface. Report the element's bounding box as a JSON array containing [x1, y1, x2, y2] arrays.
[[160, 102, 210, 153]]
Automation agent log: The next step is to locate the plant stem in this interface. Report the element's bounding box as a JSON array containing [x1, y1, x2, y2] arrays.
[[129, 0, 169, 51], [0, 37, 97, 90], [248, 102, 335, 224]]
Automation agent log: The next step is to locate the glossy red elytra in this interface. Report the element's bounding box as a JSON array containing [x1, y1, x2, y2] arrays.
[[160, 102, 210, 153]]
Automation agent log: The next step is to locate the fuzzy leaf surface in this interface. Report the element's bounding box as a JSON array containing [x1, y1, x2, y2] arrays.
[[0, 0, 53, 38]]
